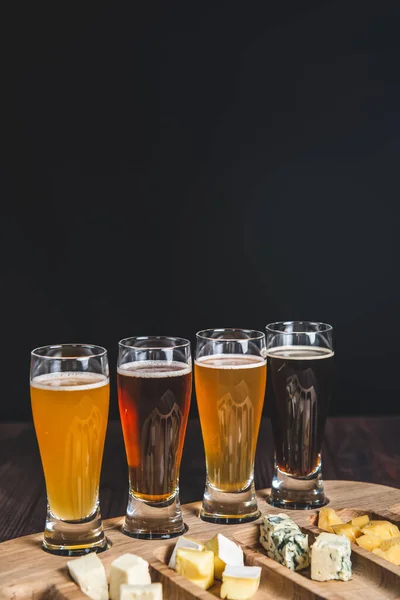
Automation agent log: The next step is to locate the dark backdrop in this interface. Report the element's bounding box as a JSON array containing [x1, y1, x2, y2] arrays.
[[1, 1, 399, 420]]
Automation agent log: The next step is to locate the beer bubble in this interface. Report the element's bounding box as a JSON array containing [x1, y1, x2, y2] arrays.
[[195, 354, 266, 369], [117, 360, 191, 378], [31, 371, 109, 391]]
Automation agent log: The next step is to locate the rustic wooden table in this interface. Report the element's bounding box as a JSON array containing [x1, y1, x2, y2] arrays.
[[0, 417, 399, 543]]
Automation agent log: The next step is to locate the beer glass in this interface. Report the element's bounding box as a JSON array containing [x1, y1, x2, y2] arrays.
[[195, 329, 267, 523], [30, 344, 109, 555], [118, 336, 192, 539], [266, 321, 334, 509]]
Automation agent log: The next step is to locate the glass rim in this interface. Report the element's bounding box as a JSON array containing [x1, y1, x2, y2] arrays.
[[31, 343, 108, 359], [196, 328, 265, 341], [265, 321, 333, 335], [118, 335, 191, 350]]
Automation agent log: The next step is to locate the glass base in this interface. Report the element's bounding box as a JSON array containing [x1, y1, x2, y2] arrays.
[[200, 480, 260, 524], [268, 465, 328, 510], [123, 489, 187, 539], [43, 503, 107, 556]]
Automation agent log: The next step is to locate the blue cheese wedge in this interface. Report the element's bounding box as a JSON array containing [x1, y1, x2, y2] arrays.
[[120, 583, 163, 600], [109, 554, 151, 600], [67, 553, 108, 600], [220, 565, 261, 600], [168, 536, 204, 570], [259, 513, 309, 571], [311, 532, 352, 582]]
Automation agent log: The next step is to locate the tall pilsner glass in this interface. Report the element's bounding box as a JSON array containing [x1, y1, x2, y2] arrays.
[[118, 336, 192, 539], [195, 329, 267, 523], [30, 344, 109, 555], [266, 322, 334, 509]]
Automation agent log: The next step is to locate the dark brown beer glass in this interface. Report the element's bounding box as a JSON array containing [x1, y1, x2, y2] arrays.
[[118, 336, 192, 539], [266, 322, 333, 509]]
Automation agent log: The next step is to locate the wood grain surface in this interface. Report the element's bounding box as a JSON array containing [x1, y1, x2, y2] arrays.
[[0, 481, 399, 600], [0, 417, 399, 543]]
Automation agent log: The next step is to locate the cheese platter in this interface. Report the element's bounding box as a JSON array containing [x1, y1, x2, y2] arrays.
[[1, 481, 399, 600]]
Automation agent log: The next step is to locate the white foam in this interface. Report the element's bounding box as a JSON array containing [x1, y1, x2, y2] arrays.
[[31, 371, 109, 391], [266, 345, 334, 360], [117, 360, 192, 378], [195, 354, 266, 369]]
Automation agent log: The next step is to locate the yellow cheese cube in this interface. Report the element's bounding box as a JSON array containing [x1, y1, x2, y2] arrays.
[[317, 508, 344, 533], [176, 548, 214, 590], [361, 520, 400, 539], [382, 544, 400, 566], [380, 536, 400, 551], [350, 515, 370, 529], [378, 537, 400, 566], [356, 534, 383, 551], [372, 548, 387, 560], [220, 566, 261, 600], [372, 544, 400, 566], [331, 523, 359, 543], [205, 534, 244, 580]]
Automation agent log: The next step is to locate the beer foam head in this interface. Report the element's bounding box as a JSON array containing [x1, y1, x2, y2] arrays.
[[31, 371, 109, 391], [195, 354, 266, 369], [117, 360, 192, 377], [266, 346, 334, 359]]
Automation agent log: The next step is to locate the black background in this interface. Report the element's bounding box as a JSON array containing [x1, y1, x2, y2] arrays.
[[2, 1, 400, 421]]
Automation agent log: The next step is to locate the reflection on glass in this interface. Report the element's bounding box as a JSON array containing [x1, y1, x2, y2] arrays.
[[30, 345, 109, 555], [195, 330, 267, 524], [267, 322, 334, 510], [118, 337, 192, 539]]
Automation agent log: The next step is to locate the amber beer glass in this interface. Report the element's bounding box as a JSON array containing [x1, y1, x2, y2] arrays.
[[266, 322, 334, 509], [30, 344, 109, 555], [195, 329, 267, 523], [118, 336, 192, 539]]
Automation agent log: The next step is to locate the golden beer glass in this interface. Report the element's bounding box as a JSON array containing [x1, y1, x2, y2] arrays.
[[195, 329, 267, 523], [30, 344, 109, 555]]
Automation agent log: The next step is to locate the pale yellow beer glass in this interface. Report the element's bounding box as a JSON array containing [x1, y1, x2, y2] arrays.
[[30, 344, 109, 555], [195, 329, 267, 523]]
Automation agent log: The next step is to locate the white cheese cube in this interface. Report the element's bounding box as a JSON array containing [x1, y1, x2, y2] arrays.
[[67, 552, 108, 600], [220, 565, 261, 600], [259, 513, 309, 571], [109, 554, 151, 600], [311, 532, 352, 582], [168, 536, 204, 570], [205, 533, 244, 579], [120, 583, 162, 600]]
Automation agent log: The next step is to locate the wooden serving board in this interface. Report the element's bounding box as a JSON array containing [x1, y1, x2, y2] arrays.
[[1, 481, 399, 600]]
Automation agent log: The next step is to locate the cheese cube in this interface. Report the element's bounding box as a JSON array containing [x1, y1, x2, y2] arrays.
[[372, 548, 387, 560], [259, 513, 309, 571], [350, 515, 370, 529], [380, 536, 400, 552], [205, 533, 244, 580], [311, 533, 352, 582], [317, 507, 344, 533], [176, 548, 214, 590], [120, 583, 163, 600], [380, 545, 400, 566], [361, 520, 400, 539], [220, 565, 261, 600], [332, 523, 360, 542], [67, 553, 108, 600], [109, 554, 151, 600], [356, 533, 383, 551], [168, 536, 204, 570], [373, 537, 400, 566]]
